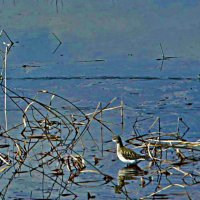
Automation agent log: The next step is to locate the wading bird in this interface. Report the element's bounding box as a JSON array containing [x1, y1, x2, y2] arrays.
[[112, 135, 148, 165]]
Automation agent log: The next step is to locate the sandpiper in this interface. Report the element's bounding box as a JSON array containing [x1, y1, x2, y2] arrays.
[[112, 135, 148, 165]]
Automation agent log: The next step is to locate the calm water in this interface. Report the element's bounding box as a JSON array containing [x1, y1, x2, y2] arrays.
[[0, 1, 200, 199]]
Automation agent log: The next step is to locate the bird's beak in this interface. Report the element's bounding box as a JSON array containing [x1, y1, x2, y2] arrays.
[[105, 139, 113, 143]]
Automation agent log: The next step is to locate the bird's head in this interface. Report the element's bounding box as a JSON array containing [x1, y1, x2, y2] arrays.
[[112, 135, 122, 144]]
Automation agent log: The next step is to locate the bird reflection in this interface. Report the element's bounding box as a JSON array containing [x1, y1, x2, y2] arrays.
[[115, 165, 148, 194]]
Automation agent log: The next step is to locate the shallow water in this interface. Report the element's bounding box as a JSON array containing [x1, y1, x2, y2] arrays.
[[0, 1, 200, 199]]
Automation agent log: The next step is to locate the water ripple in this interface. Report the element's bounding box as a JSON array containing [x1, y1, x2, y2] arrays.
[[7, 76, 198, 81]]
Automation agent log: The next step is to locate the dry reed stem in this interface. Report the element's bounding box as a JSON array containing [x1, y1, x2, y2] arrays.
[[140, 183, 185, 199]]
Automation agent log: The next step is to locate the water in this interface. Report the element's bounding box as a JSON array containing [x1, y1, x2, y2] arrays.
[[0, 1, 200, 199]]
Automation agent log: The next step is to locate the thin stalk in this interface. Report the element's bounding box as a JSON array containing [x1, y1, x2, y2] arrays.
[[4, 46, 8, 131]]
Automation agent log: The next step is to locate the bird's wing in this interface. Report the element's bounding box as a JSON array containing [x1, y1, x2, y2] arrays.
[[121, 147, 145, 160]]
